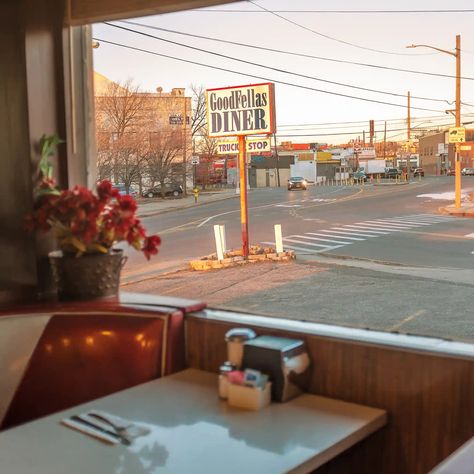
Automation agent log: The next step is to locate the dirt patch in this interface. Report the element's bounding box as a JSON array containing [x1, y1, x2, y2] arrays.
[[123, 261, 326, 306]]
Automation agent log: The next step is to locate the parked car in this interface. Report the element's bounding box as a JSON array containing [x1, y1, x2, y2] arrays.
[[461, 168, 474, 176], [384, 167, 402, 179], [352, 169, 368, 182], [142, 183, 183, 198], [288, 176, 308, 190], [413, 168, 424, 177], [447, 169, 455, 176], [111, 184, 137, 198]]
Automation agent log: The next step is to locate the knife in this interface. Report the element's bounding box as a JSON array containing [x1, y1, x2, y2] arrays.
[[65, 415, 131, 446]]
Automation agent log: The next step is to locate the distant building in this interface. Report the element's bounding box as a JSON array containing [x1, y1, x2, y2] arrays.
[[418, 130, 474, 174], [94, 72, 192, 186]]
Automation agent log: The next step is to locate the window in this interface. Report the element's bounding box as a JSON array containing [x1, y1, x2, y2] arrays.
[[90, 3, 473, 344]]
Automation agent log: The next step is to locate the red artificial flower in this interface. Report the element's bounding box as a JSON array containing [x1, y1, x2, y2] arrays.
[[25, 179, 160, 259], [97, 180, 119, 200], [142, 235, 161, 260]]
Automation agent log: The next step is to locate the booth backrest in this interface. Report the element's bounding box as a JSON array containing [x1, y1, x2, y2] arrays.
[[1, 308, 185, 430]]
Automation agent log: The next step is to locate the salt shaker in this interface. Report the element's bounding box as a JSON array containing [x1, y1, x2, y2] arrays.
[[224, 328, 256, 369], [218, 361, 236, 399]]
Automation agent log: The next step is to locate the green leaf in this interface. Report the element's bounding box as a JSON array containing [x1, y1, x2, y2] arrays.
[[38, 134, 64, 179]]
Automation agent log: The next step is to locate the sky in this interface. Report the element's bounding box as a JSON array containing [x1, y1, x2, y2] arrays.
[[92, 0, 474, 145]]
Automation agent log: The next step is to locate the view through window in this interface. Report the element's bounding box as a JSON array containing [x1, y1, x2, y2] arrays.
[[92, 0, 474, 343]]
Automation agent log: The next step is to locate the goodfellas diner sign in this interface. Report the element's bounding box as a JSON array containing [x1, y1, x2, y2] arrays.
[[206, 83, 276, 137]]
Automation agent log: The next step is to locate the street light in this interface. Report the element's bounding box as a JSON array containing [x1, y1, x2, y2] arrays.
[[407, 35, 462, 208]]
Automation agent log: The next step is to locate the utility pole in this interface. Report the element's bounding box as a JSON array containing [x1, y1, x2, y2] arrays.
[[383, 121, 387, 160], [182, 94, 187, 195], [406, 35, 462, 207], [455, 34, 461, 208], [273, 132, 280, 187], [407, 91, 411, 181]]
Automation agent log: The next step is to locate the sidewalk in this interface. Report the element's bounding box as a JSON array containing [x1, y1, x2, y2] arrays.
[[439, 202, 474, 218], [137, 188, 238, 218]]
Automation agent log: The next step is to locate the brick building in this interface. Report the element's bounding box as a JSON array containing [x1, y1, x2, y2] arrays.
[[94, 72, 192, 189], [419, 129, 474, 175]]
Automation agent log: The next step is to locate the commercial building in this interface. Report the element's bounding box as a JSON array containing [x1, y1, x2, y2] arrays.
[[419, 129, 474, 174], [95, 72, 192, 187]]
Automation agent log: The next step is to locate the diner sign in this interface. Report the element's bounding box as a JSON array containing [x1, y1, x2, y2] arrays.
[[216, 137, 272, 155], [206, 83, 276, 137]]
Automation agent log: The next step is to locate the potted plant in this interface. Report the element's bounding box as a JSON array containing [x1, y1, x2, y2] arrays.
[[25, 135, 160, 300]]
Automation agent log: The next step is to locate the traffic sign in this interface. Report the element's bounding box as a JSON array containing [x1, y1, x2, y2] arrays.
[[191, 156, 200, 165], [448, 127, 466, 143]]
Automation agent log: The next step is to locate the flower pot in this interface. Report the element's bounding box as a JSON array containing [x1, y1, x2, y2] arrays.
[[49, 249, 127, 301]]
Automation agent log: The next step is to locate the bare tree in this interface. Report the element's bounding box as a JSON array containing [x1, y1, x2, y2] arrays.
[[145, 131, 184, 197], [197, 127, 219, 157], [96, 79, 145, 139], [96, 79, 149, 188], [190, 84, 207, 140], [111, 132, 149, 193]]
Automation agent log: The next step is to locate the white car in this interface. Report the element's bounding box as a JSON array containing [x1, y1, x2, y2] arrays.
[[461, 168, 474, 176]]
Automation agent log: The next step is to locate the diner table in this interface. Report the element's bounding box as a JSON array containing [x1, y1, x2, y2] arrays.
[[0, 369, 387, 473]]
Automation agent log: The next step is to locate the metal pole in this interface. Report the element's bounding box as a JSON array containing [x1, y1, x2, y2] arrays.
[[407, 91, 410, 182], [455, 34, 462, 208], [383, 121, 387, 160], [238, 135, 249, 257], [182, 95, 187, 195], [273, 132, 280, 187]]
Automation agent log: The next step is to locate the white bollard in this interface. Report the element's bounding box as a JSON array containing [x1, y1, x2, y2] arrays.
[[274, 224, 283, 254], [219, 225, 226, 255], [214, 224, 225, 261]]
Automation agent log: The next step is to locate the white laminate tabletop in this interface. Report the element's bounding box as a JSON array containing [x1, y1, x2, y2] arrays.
[[1, 369, 386, 474]]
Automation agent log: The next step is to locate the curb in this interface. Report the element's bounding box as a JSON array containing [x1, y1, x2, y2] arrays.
[[438, 206, 474, 218], [137, 193, 239, 218]]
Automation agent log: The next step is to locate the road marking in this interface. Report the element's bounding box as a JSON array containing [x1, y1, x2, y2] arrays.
[[275, 204, 302, 208], [261, 213, 465, 257], [388, 309, 427, 331], [342, 225, 389, 234], [261, 241, 344, 254], [284, 237, 333, 248], [366, 220, 416, 229], [331, 227, 379, 237], [308, 231, 365, 241], [380, 218, 433, 226], [296, 235, 353, 245], [353, 222, 403, 231]]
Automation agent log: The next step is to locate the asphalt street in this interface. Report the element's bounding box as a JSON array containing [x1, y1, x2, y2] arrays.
[[123, 177, 474, 279], [123, 177, 474, 341]]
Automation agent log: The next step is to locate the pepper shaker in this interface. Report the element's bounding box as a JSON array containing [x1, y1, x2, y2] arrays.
[[218, 361, 236, 399], [224, 328, 256, 369]]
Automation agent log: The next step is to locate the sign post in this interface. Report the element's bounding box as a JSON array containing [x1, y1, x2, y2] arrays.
[[238, 135, 249, 256], [448, 127, 465, 208], [206, 82, 276, 258]]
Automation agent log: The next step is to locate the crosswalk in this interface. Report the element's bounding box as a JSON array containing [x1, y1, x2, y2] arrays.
[[262, 214, 457, 255]]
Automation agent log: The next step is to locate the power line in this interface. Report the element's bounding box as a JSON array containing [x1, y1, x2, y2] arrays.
[[278, 113, 474, 129], [275, 122, 457, 138], [194, 9, 474, 14], [278, 113, 474, 130], [247, 0, 437, 56], [93, 37, 443, 113], [105, 22, 451, 105], [119, 20, 474, 81]]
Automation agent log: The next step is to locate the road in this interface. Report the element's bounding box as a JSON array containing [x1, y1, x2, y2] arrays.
[[123, 177, 474, 342], [123, 177, 474, 280]]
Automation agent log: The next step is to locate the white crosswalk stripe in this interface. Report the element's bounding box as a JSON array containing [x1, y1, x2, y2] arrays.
[[307, 231, 365, 241], [261, 214, 460, 255]]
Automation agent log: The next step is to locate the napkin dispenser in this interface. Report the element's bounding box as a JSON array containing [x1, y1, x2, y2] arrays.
[[242, 335, 311, 402]]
